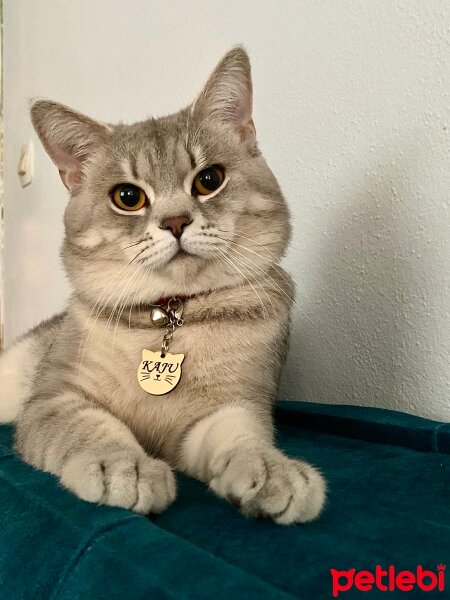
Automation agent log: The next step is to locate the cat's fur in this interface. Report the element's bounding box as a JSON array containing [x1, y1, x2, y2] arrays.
[[0, 48, 326, 523]]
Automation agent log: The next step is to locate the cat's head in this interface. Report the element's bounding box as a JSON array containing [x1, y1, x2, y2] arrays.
[[31, 47, 291, 308]]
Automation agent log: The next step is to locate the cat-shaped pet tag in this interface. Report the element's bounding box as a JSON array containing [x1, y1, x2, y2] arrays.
[[137, 349, 184, 396]]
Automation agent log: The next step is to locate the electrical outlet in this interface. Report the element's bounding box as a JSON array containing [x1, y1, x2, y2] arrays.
[[17, 141, 34, 188]]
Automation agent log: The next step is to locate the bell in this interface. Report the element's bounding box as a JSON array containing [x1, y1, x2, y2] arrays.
[[150, 307, 169, 326], [169, 298, 184, 320]]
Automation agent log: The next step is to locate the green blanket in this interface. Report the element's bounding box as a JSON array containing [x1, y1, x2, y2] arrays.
[[1, 401, 449, 599]]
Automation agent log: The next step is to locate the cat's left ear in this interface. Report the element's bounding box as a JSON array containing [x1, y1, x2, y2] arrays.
[[30, 100, 110, 194], [192, 46, 255, 144]]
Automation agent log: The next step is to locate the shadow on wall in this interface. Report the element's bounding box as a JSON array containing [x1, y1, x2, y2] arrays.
[[279, 151, 443, 419]]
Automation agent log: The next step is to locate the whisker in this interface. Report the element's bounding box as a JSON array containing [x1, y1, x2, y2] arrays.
[[225, 249, 278, 317], [111, 266, 144, 348], [128, 245, 151, 265], [215, 248, 269, 319], [122, 235, 152, 250], [128, 264, 153, 330], [226, 246, 318, 327], [217, 229, 312, 302], [226, 239, 292, 285], [77, 261, 137, 367]]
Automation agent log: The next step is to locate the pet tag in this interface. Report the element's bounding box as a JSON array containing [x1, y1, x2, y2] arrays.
[[137, 298, 185, 396], [137, 349, 184, 395]]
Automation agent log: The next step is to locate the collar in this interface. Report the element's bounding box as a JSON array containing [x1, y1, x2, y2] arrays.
[[151, 295, 192, 308], [77, 283, 269, 330]]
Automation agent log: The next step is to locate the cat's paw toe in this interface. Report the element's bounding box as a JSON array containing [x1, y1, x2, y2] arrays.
[[133, 457, 176, 514], [61, 451, 176, 514], [209, 445, 326, 524], [209, 446, 267, 505], [61, 452, 106, 504], [249, 458, 326, 524]]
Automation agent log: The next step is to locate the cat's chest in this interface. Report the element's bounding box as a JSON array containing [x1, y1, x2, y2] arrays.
[[84, 320, 229, 394], [83, 316, 276, 400], [80, 316, 280, 456]]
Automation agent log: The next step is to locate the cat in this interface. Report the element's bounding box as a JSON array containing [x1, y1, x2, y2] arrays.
[[0, 47, 326, 524]]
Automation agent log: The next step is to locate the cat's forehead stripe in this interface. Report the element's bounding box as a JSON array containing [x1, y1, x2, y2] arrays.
[[186, 148, 196, 170], [119, 157, 155, 204], [126, 135, 198, 192], [136, 150, 151, 181], [191, 144, 207, 169], [120, 158, 133, 181], [129, 154, 139, 181]]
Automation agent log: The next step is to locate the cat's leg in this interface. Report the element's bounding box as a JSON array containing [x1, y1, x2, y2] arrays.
[[0, 314, 65, 424], [15, 392, 176, 514], [0, 335, 39, 423], [180, 405, 326, 524]]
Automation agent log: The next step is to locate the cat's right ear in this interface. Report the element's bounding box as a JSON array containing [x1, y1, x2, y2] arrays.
[[30, 100, 110, 194], [192, 47, 255, 144]]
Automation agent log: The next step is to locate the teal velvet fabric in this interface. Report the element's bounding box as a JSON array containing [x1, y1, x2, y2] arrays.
[[1, 402, 449, 599]]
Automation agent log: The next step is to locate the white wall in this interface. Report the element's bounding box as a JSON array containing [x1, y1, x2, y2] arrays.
[[4, 1, 449, 420]]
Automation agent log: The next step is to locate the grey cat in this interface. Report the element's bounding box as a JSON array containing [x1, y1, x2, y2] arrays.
[[0, 48, 326, 524]]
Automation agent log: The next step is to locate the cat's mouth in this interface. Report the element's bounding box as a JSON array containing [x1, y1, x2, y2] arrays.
[[172, 249, 195, 261]]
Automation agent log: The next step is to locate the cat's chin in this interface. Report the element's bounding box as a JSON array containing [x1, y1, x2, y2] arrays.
[[165, 249, 200, 270], [172, 249, 194, 261], [162, 248, 206, 280], [155, 250, 237, 298]]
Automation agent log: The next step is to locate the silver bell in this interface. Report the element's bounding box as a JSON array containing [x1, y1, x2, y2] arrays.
[[168, 298, 184, 320], [150, 307, 169, 326]]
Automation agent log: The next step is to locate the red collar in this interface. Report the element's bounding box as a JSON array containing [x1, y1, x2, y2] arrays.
[[151, 295, 192, 307]]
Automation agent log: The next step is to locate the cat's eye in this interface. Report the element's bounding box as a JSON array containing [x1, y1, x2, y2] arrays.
[[111, 184, 147, 212], [192, 166, 225, 197]]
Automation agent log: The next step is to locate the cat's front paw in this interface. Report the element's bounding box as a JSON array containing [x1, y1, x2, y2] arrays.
[[209, 443, 326, 524], [60, 449, 176, 514]]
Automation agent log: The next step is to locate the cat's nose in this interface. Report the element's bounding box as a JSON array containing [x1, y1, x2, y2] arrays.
[[160, 215, 193, 239]]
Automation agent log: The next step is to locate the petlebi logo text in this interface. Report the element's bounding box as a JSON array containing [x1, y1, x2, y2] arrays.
[[330, 564, 445, 597]]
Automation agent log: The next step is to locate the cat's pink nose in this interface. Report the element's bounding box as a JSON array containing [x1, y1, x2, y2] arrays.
[[160, 215, 192, 239]]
